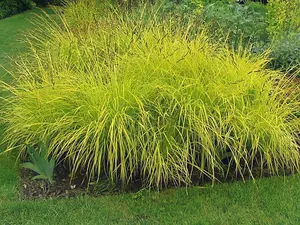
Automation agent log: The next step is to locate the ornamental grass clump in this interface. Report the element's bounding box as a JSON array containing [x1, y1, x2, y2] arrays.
[[1, 1, 300, 189]]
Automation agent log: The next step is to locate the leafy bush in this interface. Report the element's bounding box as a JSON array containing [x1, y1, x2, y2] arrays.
[[1, 1, 300, 189], [0, 0, 34, 19], [269, 33, 300, 74], [32, 0, 68, 6], [0, 0, 68, 19], [264, 0, 300, 73], [203, 1, 268, 46], [266, 0, 300, 38], [160, 0, 203, 16]]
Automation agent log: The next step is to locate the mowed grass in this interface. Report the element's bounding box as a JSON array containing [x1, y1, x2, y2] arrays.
[[0, 8, 55, 82], [1, 152, 300, 225], [1, 9, 300, 225]]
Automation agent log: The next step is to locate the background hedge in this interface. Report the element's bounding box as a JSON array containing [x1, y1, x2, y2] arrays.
[[0, 0, 67, 19]]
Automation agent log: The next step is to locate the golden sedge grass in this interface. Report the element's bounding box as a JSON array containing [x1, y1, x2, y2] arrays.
[[1, 0, 300, 189]]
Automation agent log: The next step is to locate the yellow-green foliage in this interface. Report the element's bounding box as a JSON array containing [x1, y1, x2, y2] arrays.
[[1, 1, 300, 188], [266, 0, 300, 38]]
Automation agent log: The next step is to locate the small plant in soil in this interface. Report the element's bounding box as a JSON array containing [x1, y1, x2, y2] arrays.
[[22, 143, 55, 184]]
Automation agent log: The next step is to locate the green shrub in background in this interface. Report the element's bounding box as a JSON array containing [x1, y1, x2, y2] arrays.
[[266, 0, 300, 38], [33, 0, 68, 6], [160, 0, 203, 16], [0, 0, 34, 19], [264, 0, 300, 73], [1, 1, 299, 189], [155, 1, 268, 47], [269, 33, 300, 74], [203, 1, 267, 46], [166, 0, 299, 74], [0, 0, 69, 19]]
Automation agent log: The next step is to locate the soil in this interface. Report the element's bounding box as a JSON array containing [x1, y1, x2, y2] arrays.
[[19, 163, 89, 200], [19, 159, 294, 200]]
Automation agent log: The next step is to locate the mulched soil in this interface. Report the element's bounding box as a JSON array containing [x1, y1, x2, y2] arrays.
[[19, 163, 89, 200], [19, 160, 294, 200]]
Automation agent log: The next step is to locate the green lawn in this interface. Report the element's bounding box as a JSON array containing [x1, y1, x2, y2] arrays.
[[1, 9, 300, 225], [0, 8, 47, 83]]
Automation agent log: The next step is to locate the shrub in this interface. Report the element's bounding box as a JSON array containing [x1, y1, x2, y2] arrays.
[[1, 1, 300, 189], [203, 1, 268, 46], [0, 0, 68, 19], [269, 33, 300, 74], [32, 0, 68, 6], [160, 0, 203, 15], [0, 0, 34, 19], [266, 0, 300, 38]]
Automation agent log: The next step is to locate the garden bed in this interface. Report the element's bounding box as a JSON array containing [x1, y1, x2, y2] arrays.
[[19, 159, 295, 200], [2, 0, 300, 198], [19, 163, 88, 199]]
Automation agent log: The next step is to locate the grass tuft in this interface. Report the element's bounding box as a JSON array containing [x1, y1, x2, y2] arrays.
[[1, 0, 300, 189]]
